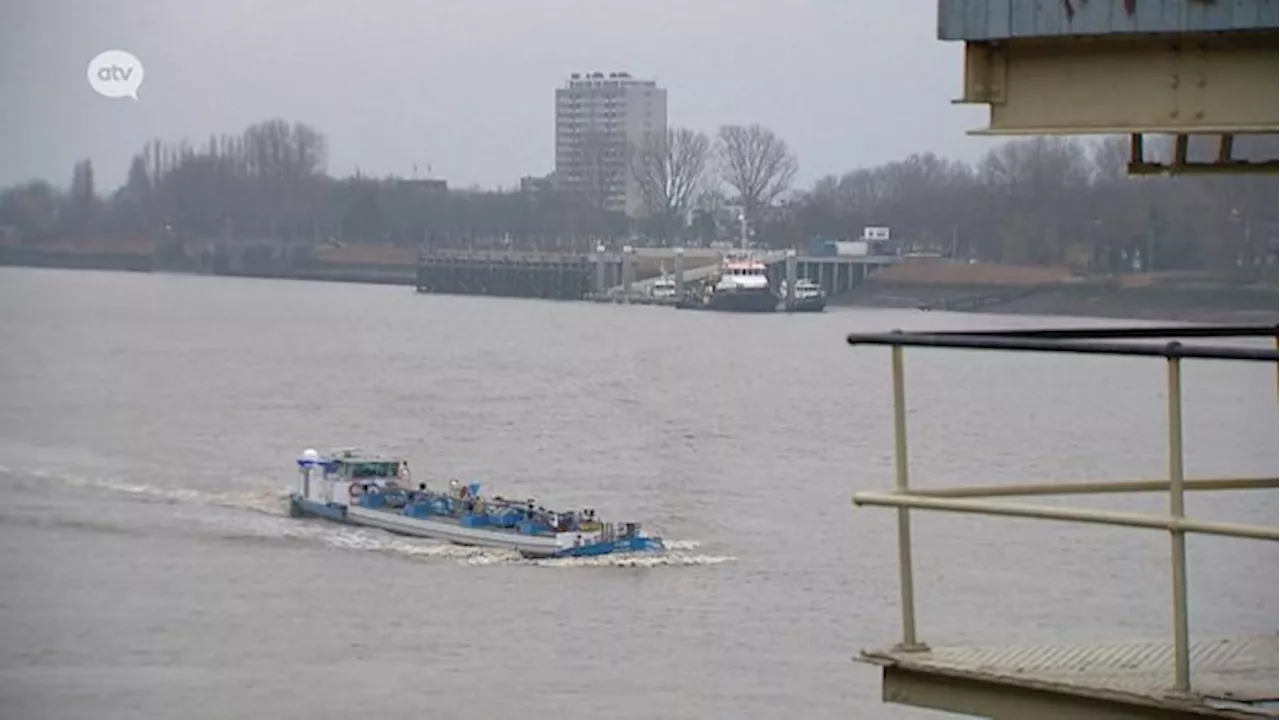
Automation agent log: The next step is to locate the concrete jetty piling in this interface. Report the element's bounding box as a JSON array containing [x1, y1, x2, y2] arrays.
[[620, 246, 635, 299], [674, 248, 685, 298], [784, 249, 798, 310], [594, 245, 608, 296]]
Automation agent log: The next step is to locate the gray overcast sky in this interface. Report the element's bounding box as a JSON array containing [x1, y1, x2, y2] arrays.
[[0, 0, 1000, 192]]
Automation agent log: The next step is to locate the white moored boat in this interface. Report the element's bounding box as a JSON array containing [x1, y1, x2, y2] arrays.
[[679, 251, 778, 313], [779, 277, 827, 312]]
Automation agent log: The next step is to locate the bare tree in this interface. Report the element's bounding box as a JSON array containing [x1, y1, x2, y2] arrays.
[[629, 127, 711, 244], [976, 137, 1093, 264], [0, 181, 61, 240], [715, 124, 798, 223]]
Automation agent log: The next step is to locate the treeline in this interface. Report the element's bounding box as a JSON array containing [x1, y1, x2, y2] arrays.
[[791, 135, 1277, 276], [0, 118, 1275, 276]]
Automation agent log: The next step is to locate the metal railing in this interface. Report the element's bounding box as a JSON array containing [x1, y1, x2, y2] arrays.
[[846, 324, 1279, 693]]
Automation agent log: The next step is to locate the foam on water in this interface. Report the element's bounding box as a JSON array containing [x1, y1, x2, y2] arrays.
[[525, 552, 737, 569], [6, 466, 735, 569]]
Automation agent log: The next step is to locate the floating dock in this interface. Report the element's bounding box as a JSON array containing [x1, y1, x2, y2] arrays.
[[846, 324, 1279, 720], [584, 292, 679, 307]]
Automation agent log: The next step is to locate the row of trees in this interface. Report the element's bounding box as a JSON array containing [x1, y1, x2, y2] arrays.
[[626, 127, 1276, 274], [790, 135, 1276, 274], [0, 118, 1274, 275], [0, 119, 799, 249], [628, 124, 796, 241]]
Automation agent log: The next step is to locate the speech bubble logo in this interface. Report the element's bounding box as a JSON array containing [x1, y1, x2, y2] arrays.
[[87, 49, 145, 100]]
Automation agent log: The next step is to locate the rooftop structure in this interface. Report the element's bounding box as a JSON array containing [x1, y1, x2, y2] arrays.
[[937, 0, 1278, 175]]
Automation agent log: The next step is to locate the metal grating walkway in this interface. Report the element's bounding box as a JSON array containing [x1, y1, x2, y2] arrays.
[[862, 635, 1277, 718]]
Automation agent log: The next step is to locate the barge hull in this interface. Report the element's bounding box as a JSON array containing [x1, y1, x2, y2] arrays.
[[708, 291, 778, 313], [678, 291, 780, 313], [289, 495, 660, 558]]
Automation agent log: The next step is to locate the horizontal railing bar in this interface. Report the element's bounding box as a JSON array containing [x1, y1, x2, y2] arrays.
[[920, 324, 1277, 340], [851, 492, 1278, 541], [906, 477, 1277, 498], [845, 333, 1277, 361]]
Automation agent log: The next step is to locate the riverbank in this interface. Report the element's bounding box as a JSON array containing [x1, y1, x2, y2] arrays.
[[0, 240, 696, 285], [839, 261, 1278, 324], [2, 243, 1274, 324], [836, 280, 1277, 323]]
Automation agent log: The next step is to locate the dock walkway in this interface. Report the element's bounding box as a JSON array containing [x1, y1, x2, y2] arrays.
[[603, 249, 898, 300]]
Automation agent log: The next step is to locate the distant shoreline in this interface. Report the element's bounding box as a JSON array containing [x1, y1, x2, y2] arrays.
[[2, 249, 1275, 326], [835, 279, 1278, 325]]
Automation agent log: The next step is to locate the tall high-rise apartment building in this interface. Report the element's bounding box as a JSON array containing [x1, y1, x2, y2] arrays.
[[554, 71, 668, 218]]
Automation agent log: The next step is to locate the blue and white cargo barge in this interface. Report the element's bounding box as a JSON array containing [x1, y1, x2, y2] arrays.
[[288, 448, 665, 558]]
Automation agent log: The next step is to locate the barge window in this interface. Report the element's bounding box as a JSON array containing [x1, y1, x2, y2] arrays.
[[350, 462, 400, 478]]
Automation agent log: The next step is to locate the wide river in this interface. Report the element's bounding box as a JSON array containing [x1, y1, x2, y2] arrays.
[[0, 267, 1275, 720]]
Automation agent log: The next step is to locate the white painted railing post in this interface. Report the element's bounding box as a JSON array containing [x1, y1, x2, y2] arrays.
[[891, 343, 925, 651], [1166, 345, 1190, 692]]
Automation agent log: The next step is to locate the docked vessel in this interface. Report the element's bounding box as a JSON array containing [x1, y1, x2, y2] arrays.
[[779, 277, 827, 312], [678, 252, 778, 313], [288, 449, 665, 558], [649, 275, 678, 299]]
